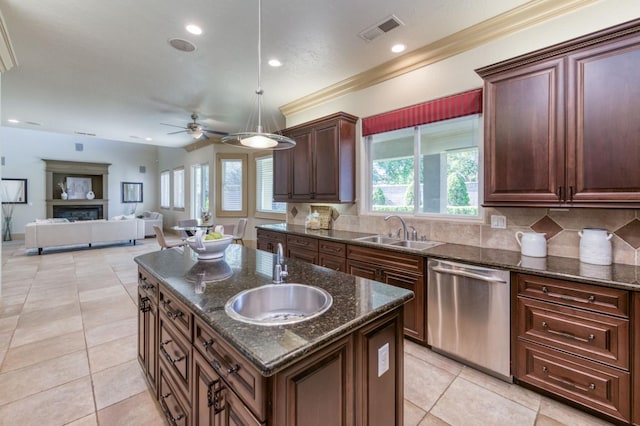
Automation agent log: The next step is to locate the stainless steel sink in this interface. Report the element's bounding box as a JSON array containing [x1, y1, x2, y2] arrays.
[[389, 240, 443, 250], [354, 235, 402, 244], [224, 283, 333, 326]]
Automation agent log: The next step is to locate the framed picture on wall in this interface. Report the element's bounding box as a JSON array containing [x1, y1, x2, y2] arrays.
[[1, 178, 27, 204], [66, 177, 92, 199], [121, 182, 143, 203]]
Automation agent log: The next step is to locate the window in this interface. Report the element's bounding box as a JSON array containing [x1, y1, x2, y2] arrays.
[[367, 115, 480, 217], [216, 153, 247, 217], [191, 163, 210, 217], [173, 168, 185, 209], [256, 155, 285, 215], [160, 170, 170, 208]]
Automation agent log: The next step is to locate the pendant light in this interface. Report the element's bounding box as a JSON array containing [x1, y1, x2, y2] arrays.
[[221, 0, 295, 150]]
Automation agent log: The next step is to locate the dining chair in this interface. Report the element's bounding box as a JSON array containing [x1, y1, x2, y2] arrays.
[[178, 219, 198, 238], [232, 218, 248, 245], [153, 225, 186, 250]]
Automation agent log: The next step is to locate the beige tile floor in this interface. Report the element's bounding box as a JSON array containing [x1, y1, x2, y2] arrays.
[[0, 238, 614, 426]]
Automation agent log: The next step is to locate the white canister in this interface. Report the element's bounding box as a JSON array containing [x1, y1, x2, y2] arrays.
[[515, 231, 547, 258], [579, 228, 613, 265]]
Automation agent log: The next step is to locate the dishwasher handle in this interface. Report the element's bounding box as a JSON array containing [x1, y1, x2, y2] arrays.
[[430, 266, 507, 283]]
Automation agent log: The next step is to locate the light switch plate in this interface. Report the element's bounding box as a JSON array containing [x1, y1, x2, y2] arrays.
[[378, 343, 389, 377], [490, 215, 507, 229]]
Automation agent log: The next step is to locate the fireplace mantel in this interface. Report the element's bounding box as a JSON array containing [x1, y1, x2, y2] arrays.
[[44, 159, 111, 219]]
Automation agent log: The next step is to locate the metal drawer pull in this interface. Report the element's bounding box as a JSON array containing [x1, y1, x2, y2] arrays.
[[542, 367, 596, 392], [167, 310, 184, 320], [542, 287, 597, 304], [139, 296, 151, 313], [431, 266, 507, 283], [141, 283, 154, 291], [206, 379, 225, 413], [159, 392, 185, 425], [160, 340, 185, 364], [211, 359, 240, 377], [541, 322, 595, 343], [202, 338, 215, 348]]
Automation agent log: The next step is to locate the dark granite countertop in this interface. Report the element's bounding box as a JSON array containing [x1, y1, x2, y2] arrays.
[[256, 223, 640, 291], [134, 245, 413, 376]]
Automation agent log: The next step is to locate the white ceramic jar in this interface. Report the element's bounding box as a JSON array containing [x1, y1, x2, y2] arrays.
[[579, 228, 613, 265], [515, 231, 547, 257]]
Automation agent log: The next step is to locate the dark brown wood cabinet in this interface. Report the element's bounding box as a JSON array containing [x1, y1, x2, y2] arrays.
[[477, 19, 640, 207], [346, 245, 425, 343], [633, 293, 640, 426], [138, 269, 159, 396], [274, 112, 358, 203], [256, 229, 287, 254], [515, 273, 632, 423]]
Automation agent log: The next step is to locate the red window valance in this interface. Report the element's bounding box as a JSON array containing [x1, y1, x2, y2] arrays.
[[362, 88, 482, 136]]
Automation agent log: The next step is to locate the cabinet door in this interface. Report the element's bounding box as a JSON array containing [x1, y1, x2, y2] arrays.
[[319, 253, 346, 272], [346, 259, 378, 280], [483, 57, 565, 205], [290, 129, 314, 200], [138, 291, 158, 395], [273, 149, 291, 202], [567, 35, 640, 203], [287, 248, 318, 265], [382, 270, 425, 342], [313, 121, 340, 200]]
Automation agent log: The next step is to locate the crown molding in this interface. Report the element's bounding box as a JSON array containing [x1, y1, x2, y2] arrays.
[[183, 136, 225, 152], [279, 0, 597, 117], [0, 9, 17, 72]]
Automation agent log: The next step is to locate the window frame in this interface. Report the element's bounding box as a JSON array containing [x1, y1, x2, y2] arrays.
[[216, 153, 248, 217], [254, 153, 286, 220], [365, 114, 483, 220], [191, 162, 210, 218]]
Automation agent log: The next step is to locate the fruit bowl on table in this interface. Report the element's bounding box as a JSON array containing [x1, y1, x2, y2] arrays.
[[186, 233, 233, 260]]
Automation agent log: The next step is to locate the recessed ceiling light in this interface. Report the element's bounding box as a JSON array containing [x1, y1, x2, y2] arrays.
[[8, 119, 19, 123], [145, 137, 153, 141], [391, 44, 406, 53], [186, 24, 202, 35], [268, 59, 282, 67]]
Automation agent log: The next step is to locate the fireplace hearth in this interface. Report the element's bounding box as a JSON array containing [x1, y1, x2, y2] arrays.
[[53, 205, 103, 221]]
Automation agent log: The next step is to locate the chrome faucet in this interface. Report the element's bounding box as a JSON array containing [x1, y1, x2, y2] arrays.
[[384, 215, 408, 240], [273, 243, 288, 283], [409, 225, 418, 241]]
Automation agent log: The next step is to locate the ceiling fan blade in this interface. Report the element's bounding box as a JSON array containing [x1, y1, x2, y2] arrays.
[[160, 123, 188, 129], [201, 132, 210, 140], [167, 130, 187, 135], [203, 129, 229, 136]]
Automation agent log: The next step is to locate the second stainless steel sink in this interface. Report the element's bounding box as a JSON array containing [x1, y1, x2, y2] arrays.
[[354, 235, 402, 244], [354, 235, 443, 251]]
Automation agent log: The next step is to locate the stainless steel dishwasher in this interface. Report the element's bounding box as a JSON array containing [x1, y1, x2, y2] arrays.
[[427, 259, 512, 382]]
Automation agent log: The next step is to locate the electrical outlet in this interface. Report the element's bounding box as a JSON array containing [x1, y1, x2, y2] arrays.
[[491, 215, 507, 229], [377, 343, 389, 377]]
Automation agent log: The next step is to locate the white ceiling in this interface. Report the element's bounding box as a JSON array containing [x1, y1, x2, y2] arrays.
[[0, 0, 531, 148]]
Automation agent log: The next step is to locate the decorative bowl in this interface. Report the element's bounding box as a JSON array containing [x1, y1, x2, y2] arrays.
[[186, 234, 233, 260]]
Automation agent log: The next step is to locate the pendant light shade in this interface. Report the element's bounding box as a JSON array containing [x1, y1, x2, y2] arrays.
[[222, 0, 295, 150]]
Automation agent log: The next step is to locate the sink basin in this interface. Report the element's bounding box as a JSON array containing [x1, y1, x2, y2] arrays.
[[224, 284, 333, 326], [354, 235, 402, 244], [389, 240, 443, 250]]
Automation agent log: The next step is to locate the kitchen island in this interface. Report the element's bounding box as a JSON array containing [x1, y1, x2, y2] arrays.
[[134, 244, 413, 426]]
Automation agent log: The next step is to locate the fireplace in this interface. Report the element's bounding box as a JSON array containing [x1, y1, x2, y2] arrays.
[[53, 205, 103, 221]]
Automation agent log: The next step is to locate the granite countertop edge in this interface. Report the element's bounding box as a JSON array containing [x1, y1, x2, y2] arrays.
[[256, 223, 640, 291]]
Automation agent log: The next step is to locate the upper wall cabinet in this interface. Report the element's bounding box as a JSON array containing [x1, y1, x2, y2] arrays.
[[477, 19, 640, 208], [274, 112, 358, 203]]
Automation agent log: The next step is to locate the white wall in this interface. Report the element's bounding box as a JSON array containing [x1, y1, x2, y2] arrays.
[[1, 127, 159, 234]]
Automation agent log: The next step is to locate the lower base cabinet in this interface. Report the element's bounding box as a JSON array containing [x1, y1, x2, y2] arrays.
[[140, 269, 405, 426]]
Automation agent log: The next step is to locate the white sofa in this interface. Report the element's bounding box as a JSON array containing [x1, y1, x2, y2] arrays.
[[25, 219, 145, 254]]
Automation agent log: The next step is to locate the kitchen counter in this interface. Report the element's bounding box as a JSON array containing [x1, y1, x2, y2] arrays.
[[134, 244, 413, 376], [257, 223, 640, 291]]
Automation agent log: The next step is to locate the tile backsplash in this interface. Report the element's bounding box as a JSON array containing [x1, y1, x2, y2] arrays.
[[289, 203, 640, 266]]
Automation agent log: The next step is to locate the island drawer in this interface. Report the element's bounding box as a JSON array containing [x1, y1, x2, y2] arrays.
[[516, 274, 629, 317], [159, 363, 190, 426], [287, 234, 319, 251], [138, 267, 160, 305], [517, 341, 630, 423], [159, 286, 193, 342], [319, 240, 346, 257], [194, 317, 267, 422], [517, 297, 629, 369], [159, 314, 192, 401]]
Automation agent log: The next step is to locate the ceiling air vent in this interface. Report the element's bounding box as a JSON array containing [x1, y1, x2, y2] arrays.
[[168, 38, 197, 53], [358, 15, 404, 42]]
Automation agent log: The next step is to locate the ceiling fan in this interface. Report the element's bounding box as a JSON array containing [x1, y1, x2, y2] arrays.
[[161, 113, 228, 140]]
